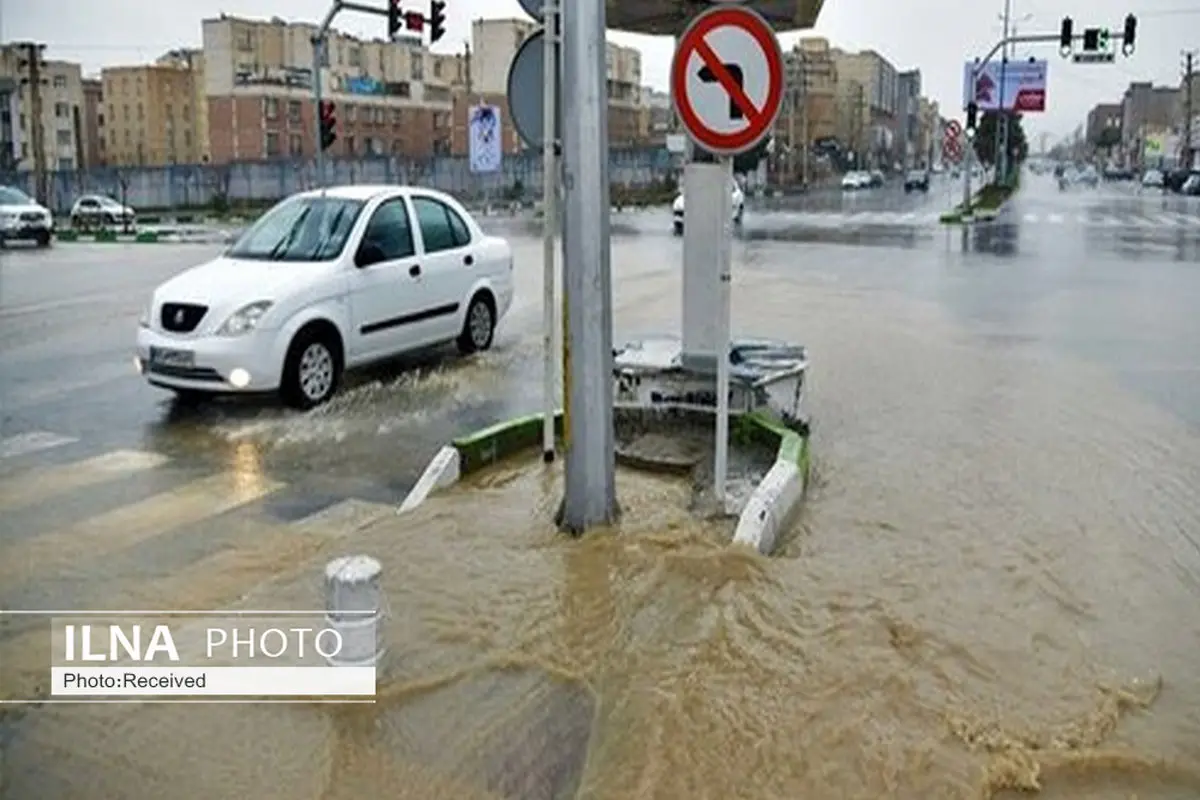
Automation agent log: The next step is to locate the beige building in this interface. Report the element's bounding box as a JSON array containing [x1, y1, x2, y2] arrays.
[[201, 14, 454, 161], [775, 37, 838, 180], [464, 18, 647, 148], [831, 48, 899, 161], [101, 62, 203, 166], [157, 49, 210, 162], [0, 44, 86, 173], [81, 78, 104, 167]]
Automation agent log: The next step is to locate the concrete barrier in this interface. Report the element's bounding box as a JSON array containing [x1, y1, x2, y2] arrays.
[[731, 412, 812, 556], [399, 409, 811, 559]]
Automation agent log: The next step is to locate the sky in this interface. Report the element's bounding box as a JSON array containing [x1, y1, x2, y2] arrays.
[[1, 0, 1196, 142]]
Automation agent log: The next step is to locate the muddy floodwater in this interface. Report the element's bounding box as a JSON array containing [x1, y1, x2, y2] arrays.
[[4, 234, 1200, 799]]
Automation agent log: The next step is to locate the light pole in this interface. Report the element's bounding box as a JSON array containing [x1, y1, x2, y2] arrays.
[[994, 10, 1033, 183]]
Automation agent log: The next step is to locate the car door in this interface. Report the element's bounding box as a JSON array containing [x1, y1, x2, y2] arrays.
[[408, 195, 475, 342], [348, 196, 431, 363]]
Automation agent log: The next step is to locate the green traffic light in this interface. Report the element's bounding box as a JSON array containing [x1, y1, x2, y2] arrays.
[[1098, 29, 1110, 48]]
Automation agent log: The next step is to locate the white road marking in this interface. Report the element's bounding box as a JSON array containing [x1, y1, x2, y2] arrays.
[[0, 431, 78, 460]]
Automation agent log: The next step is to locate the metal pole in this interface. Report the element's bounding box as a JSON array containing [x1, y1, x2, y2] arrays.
[[312, 35, 325, 186], [995, 0, 1012, 184], [541, 0, 558, 463], [714, 157, 733, 505], [556, 0, 618, 533]]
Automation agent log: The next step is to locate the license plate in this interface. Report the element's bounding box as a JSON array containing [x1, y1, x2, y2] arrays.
[[149, 347, 194, 367]]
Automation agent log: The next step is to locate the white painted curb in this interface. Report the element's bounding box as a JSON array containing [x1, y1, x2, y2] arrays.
[[398, 446, 461, 513], [732, 458, 806, 556]]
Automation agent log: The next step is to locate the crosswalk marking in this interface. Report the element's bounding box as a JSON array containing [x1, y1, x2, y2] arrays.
[[0, 472, 285, 585], [0, 450, 170, 513], [0, 431, 78, 460]]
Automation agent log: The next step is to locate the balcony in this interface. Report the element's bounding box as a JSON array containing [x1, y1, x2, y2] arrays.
[[608, 0, 824, 35]]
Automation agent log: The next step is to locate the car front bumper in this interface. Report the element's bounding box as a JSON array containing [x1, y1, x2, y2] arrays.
[[135, 326, 283, 393], [0, 220, 53, 241]]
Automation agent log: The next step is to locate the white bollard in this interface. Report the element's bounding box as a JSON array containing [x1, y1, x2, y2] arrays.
[[323, 555, 384, 668]]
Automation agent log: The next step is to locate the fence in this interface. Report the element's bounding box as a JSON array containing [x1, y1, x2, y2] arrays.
[[1, 146, 728, 215]]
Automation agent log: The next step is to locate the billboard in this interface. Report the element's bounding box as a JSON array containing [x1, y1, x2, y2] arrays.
[[962, 60, 1047, 113]]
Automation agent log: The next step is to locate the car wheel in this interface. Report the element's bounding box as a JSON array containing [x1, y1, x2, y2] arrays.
[[281, 328, 341, 409], [103, 212, 116, 226], [457, 293, 495, 355], [673, 221, 683, 236]]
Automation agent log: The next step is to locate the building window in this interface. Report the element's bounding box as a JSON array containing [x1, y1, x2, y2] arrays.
[[236, 29, 254, 51], [433, 60, 442, 78], [392, 139, 404, 154], [410, 52, 423, 81], [58, 157, 73, 170], [55, 102, 69, 118], [373, 107, 385, 125], [122, 104, 129, 121], [56, 130, 72, 146], [288, 100, 302, 124], [392, 108, 402, 125], [264, 97, 279, 120], [347, 104, 357, 123], [289, 133, 302, 155], [98, 113, 105, 127], [137, 104, 143, 120], [349, 48, 362, 68], [184, 130, 192, 147], [165, 103, 173, 120], [53, 75, 67, 89], [346, 136, 356, 154], [265, 131, 281, 156], [182, 104, 191, 121]]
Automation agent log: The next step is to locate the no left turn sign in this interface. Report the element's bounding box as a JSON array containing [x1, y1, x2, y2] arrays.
[[670, 6, 785, 156]]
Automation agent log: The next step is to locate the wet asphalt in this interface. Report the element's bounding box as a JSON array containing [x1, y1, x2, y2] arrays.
[[1, 173, 1198, 508]]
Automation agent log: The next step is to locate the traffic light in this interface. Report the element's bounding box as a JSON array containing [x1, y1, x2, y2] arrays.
[[1097, 29, 1110, 50], [1122, 14, 1137, 55], [387, 0, 402, 38], [1082, 28, 1099, 51], [966, 101, 978, 132], [319, 100, 337, 151], [405, 11, 424, 32], [429, 0, 446, 44], [1059, 17, 1073, 54]]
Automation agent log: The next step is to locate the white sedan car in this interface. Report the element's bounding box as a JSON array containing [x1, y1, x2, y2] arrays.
[[672, 180, 745, 235], [0, 185, 54, 247], [135, 185, 515, 409], [840, 171, 872, 190]]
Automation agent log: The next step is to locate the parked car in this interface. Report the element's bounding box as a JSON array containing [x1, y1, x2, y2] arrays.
[[672, 180, 745, 235], [1164, 168, 1193, 193], [1141, 169, 1165, 188], [71, 194, 136, 228], [135, 185, 514, 409], [903, 170, 930, 192], [868, 170, 885, 187], [840, 171, 872, 190], [1181, 173, 1200, 196], [0, 186, 53, 247], [1076, 166, 1100, 187]]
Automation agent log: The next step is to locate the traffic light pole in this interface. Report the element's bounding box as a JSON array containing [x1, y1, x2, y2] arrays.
[[311, 0, 394, 186], [961, 22, 1136, 211]]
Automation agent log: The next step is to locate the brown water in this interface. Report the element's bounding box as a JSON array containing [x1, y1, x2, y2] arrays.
[[5, 260, 1200, 799]]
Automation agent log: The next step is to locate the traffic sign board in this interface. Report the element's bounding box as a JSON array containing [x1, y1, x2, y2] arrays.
[[506, 30, 562, 149], [670, 5, 784, 156], [944, 119, 963, 138], [1073, 51, 1115, 64]]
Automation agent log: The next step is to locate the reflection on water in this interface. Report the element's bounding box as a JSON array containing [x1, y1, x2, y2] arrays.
[[5, 260, 1200, 798]]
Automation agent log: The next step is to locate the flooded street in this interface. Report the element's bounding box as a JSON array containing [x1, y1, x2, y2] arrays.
[[3, 177, 1200, 797]]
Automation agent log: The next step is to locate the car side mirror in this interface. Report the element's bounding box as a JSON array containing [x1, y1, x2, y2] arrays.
[[355, 242, 386, 268]]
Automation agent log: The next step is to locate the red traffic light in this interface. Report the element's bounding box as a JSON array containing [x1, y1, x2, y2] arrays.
[[319, 100, 336, 122], [404, 11, 424, 31]]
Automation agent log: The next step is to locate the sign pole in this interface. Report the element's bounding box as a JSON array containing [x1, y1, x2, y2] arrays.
[[541, 0, 559, 463], [714, 156, 734, 505], [556, 0, 617, 533]]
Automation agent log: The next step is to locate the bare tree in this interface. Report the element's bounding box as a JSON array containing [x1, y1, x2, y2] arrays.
[[206, 164, 233, 216]]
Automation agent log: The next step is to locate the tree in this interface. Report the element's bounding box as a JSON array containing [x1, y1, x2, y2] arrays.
[[971, 110, 1028, 168], [1093, 126, 1122, 151]]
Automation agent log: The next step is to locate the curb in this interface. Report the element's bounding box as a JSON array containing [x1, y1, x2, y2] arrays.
[[56, 230, 162, 243], [399, 409, 811, 558], [730, 412, 811, 556]]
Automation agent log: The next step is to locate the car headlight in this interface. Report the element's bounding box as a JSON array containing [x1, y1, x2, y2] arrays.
[[216, 301, 273, 336]]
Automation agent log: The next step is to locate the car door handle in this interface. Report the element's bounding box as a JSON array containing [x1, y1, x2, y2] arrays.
[[463, 254, 474, 266], [409, 265, 421, 277]]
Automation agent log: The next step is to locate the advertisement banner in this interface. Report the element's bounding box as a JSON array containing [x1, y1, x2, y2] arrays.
[[962, 60, 1048, 113]]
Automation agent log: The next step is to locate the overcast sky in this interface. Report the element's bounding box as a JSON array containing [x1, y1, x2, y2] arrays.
[[2, 0, 1195, 142]]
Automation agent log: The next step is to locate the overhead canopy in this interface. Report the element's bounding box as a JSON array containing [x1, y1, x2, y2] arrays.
[[607, 0, 825, 35]]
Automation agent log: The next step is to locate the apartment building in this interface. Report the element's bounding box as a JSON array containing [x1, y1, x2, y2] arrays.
[[831, 48, 899, 163], [1120, 82, 1178, 152], [202, 14, 455, 163], [157, 49, 210, 162], [640, 88, 671, 144], [776, 38, 838, 163], [101, 62, 203, 166], [0, 44, 86, 173], [462, 18, 647, 151], [895, 69, 921, 167], [80, 78, 104, 167], [0, 75, 16, 171]]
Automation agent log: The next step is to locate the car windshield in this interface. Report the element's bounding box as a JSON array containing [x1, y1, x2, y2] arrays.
[[227, 195, 364, 261], [0, 187, 33, 205], [98, 197, 123, 207]]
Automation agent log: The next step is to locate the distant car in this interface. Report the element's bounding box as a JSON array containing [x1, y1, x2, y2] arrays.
[[71, 194, 136, 228], [840, 171, 872, 190], [1181, 173, 1200, 196], [135, 185, 515, 409], [672, 180, 745, 235], [1164, 169, 1193, 193], [0, 185, 53, 247], [1141, 169, 1165, 188], [1077, 167, 1099, 187], [903, 170, 930, 192]]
